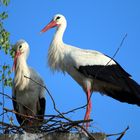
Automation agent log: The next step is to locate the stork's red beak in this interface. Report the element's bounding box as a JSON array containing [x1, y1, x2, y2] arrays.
[[41, 20, 58, 33], [12, 51, 22, 71]]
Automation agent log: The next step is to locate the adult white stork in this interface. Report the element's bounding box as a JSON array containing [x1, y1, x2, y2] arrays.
[[12, 40, 46, 131], [41, 14, 140, 128]]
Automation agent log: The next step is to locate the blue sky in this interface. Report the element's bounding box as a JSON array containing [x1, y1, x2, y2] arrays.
[[1, 0, 140, 139]]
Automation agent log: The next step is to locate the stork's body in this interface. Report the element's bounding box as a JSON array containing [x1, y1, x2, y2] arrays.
[[41, 14, 140, 128], [12, 40, 46, 131]]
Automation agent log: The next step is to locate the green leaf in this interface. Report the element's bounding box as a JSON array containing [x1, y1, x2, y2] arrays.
[[0, 12, 8, 20], [8, 70, 11, 75], [2, 73, 5, 80], [2, 65, 8, 70], [4, 78, 12, 87], [1, 0, 10, 6]]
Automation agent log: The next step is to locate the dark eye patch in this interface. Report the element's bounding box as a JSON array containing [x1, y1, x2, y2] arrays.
[[19, 45, 22, 49], [56, 16, 61, 20]]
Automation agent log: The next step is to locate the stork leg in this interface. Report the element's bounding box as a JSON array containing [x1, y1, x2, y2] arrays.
[[84, 88, 92, 128]]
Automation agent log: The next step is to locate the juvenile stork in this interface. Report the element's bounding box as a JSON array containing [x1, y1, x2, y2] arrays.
[[12, 40, 46, 131], [41, 14, 140, 128]]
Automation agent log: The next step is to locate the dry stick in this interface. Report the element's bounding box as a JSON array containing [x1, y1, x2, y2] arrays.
[[24, 75, 75, 123], [42, 120, 92, 132], [24, 75, 60, 114], [1, 66, 5, 133], [3, 108, 45, 132], [116, 126, 129, 140], [105, 34, 128, 66], [0, 92, 92, 134], [76, 124, 96, 140], [24, 75, 77, 122], [95, 33, 128, 78], [24, 75, 95, 140], [0, 121, 18, 128], [107, 126, 129, 139], [3, 108, 42, 121], [42, 116, 92, 132], [0, 111, 6, 117], [0, 121, 20, 134], [0, 92, 35, 115]]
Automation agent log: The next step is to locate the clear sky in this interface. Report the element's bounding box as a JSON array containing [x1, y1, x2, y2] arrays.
[[1, 0, 140, 139]]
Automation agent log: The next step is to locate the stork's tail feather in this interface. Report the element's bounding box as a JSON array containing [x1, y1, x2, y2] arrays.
[[104, 77, 140, 106]]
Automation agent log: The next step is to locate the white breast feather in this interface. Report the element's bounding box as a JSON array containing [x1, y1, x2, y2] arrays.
[[48, 43, 66, 73], [14, 58, 30, 91]]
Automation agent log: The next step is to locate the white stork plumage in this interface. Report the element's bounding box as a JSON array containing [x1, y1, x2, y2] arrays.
[[41, 14, 140, 128], [12, 40, 46, 131]]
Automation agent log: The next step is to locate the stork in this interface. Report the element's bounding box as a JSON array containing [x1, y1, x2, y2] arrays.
[[12, 40, 46, 131], [41, 14, 140, 128]]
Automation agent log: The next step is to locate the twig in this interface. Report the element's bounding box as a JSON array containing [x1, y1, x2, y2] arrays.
[[106, 33, 127, 66], [76, 124, 96, 140], [24, 75, 59, 113], [0, 92, 35, 115], [0, 121, 20, 134], [0, 111, 6, 117], [116, 126, 129, 140], [95, 33, 127, 78], [107, 126, 129, 139], [3, 108, 42, 121], [24, 75, 77, 123], [1, 64, 5, 133], [63, 90, 93, 116], [0, 121, 18, 128]]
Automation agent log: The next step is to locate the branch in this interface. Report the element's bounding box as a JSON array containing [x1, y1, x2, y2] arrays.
[[3, 108, 42, 121], [116, 126, 129, 140], [107, 126, 129, 139], [24, 75, 79, 122], [106, 33, 127, 66], [0, 121, 18, 128], [95, 33, 127, 78], [0, 92, 35, 115]]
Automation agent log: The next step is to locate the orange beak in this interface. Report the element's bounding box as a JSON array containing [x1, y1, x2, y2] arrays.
[[40, 20, 58, 33], [12, 51, 22, 71]]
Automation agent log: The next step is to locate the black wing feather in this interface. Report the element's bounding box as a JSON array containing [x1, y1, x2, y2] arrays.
[[78, 63, 140, 106], [37, 97, 46, 120], [78, 64, 130, 85], [12, 95, 23, 125]]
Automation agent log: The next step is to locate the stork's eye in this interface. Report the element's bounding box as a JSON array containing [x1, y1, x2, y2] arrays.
[[19, 45, 22, 49], [56, 16, 61, 20]]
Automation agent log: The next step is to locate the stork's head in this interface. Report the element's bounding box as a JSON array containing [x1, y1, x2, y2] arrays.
[[41, 14, 67, 33], [12, 40, 30, 71]]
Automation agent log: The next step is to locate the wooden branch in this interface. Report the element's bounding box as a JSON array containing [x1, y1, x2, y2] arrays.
[[0, 92, 35, 115], [3, 108, 42, 121], [107, 126, 129, 140]]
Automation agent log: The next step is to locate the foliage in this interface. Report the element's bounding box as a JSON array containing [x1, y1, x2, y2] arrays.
[[0, 0, 13, 87], [0, 0, 10, 6], [0, 6, 10, 54]]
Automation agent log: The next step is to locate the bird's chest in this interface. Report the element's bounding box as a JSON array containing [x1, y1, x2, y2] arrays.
[[48, 44, 66, 72]]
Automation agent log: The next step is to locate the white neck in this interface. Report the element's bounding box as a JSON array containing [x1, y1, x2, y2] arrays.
[[14, 56, 30, 91], [53, 23, 66, 44], [48, 24, 67, 72]]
